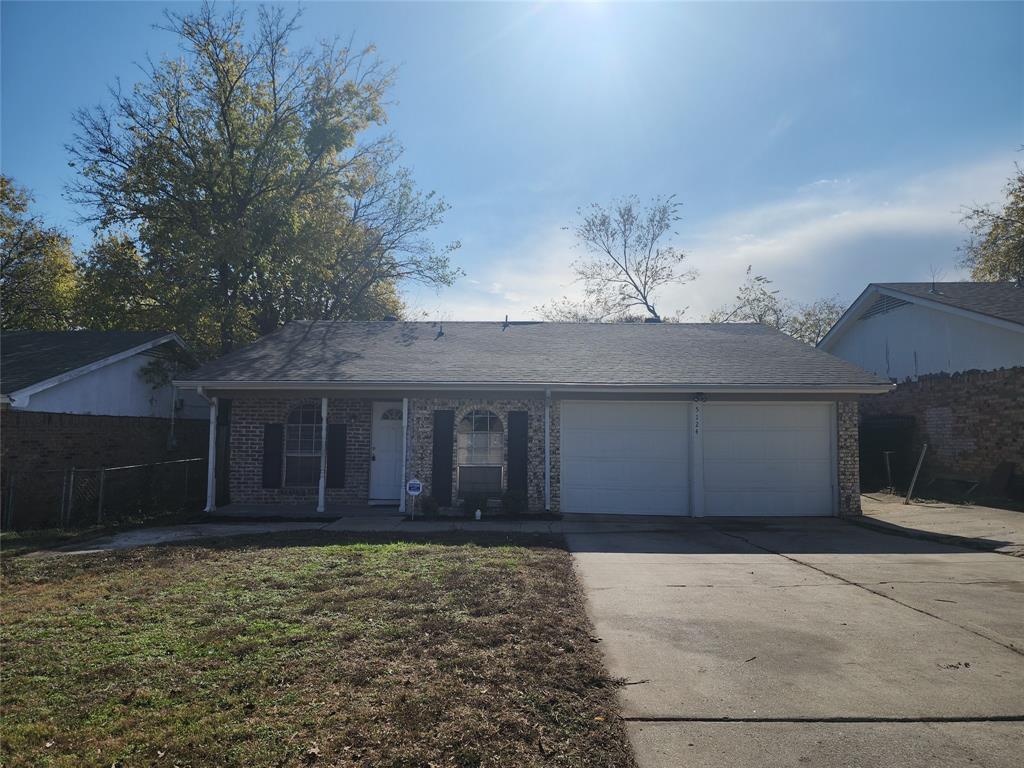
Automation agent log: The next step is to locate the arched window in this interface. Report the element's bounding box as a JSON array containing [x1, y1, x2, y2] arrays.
[[285, 403, 321, 487], [457, 410, 503, 466], [380, 407, 403, 421]]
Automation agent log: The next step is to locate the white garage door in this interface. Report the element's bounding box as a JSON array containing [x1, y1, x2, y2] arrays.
[[702, 403, 835, 516], [560, 401, 689, 516]]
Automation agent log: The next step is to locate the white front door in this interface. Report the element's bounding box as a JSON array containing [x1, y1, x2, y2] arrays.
[[370, 402, 403, 501]]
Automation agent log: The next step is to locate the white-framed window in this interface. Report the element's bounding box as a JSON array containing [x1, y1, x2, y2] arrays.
[[285, 403, 321, 487], [380, 407, 403, 421], [457, 410, 503, 466]]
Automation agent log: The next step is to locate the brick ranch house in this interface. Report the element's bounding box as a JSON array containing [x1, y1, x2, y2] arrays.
[[174, 321, 891, 518]]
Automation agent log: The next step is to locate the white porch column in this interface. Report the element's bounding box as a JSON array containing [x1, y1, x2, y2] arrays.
[[399, 397, 409, 514], [317, 397, 328, 513], [204, 396, 218, 512], [544, 389, 551, 512]]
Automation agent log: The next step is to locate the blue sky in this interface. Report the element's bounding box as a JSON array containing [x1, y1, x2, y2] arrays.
[[2, 1, 1022, 320]]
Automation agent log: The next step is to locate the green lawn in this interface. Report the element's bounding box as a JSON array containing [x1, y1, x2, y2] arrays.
[[1, 533, 635, 767]]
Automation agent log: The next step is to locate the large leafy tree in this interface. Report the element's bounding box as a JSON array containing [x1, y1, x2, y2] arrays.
[[535, 195, 696, 322], [959, 162, 1024, 283], [0, 176, 78, 331], [68, 3, 458, 357]]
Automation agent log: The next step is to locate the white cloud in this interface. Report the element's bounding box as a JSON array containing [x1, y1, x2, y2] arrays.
[[406, 153, 1015, 321]]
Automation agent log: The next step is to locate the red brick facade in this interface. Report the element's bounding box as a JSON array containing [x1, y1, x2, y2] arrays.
[[226, 394, 861, 516], [229, 397, 373, 505], [859, 367, 1024, 485]]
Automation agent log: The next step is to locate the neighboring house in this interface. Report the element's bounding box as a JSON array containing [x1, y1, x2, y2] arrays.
[[818, 282, 1024, 381], [1, 330, 207, 418], [175, 321, 890, 518], [818, 282, 1024, 493], [1, 331, 209, 527]]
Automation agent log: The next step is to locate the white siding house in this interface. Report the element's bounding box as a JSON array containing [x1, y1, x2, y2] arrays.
[[1, 331, 207, 419], [819, 283, 1024, 380]]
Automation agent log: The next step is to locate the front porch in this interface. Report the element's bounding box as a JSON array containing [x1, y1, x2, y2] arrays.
[[200, 391, 555, 517]]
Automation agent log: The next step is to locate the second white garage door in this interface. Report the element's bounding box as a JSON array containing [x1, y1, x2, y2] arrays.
[[701, 403, 835, 516], [560, 401, 690, 516]]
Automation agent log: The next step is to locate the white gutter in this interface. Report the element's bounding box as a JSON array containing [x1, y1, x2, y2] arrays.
[[174, 379, 893, 395]]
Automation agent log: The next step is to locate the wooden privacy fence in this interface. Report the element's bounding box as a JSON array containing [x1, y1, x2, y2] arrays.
[[3, 457, 206, 531]]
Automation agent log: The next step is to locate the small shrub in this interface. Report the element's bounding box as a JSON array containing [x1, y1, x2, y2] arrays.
[[501, 490, 527, 516], [418, 495, 440, 518]]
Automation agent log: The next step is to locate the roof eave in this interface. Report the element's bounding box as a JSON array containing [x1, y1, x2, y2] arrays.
[[173, 379, 894, 396]]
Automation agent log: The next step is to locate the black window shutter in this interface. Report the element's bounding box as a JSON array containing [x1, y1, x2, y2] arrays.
[[261, 423, 283, 488], [507, 410, 529, 499], [326, 423, 347, 488], [432, 410, 455, 505]]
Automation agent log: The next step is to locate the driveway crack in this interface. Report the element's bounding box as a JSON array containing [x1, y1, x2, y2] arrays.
[[710, 527, 1024, 657]]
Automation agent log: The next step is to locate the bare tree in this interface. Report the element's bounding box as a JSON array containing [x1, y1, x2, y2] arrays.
[[536, 195, 696, 322], [708, 266, 846, 345]]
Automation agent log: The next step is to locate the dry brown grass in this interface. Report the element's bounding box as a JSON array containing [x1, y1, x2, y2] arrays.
[[1, 532, 636, 767]]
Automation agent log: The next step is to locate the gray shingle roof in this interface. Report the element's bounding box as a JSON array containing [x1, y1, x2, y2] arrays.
[[179, 321, 889, 390], [1, 330, 175, 395], [876, 282, 1024, 326]]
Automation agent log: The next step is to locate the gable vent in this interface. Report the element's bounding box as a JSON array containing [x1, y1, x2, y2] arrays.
[[859, 294, 911, 321]]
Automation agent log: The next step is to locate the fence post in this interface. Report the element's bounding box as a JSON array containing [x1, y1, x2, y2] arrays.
[[5, 474, 15, 530], [97, 469, 106, 525], [59, 469, 69, 529], [66, 468, 76, 528], [184, 461, 191, 507]]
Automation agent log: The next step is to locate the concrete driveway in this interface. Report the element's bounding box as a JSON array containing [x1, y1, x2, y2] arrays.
[[567, 518, 1024, 768]]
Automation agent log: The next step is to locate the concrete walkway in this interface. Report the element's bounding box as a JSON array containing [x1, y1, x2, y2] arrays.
[[40, 513, 694, 555], [860, 493, 1024, 557], [567, 518, 1024, 768]]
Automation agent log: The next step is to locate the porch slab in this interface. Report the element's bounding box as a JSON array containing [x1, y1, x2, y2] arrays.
[[212, 503, 400, 521]]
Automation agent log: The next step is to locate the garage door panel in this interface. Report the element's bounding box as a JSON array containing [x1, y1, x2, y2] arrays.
[[563, 458, 687, 488], [562, 401, 687, 430], [705, 431, 830, 461], [702, 403, 834, 517], [705, 458, 832, 489], [561, 401, 689, 516], [562, 429, 685, 458]]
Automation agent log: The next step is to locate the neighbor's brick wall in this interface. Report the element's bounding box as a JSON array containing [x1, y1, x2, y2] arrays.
[[406, 396, 556, 512], [0, 406, 208, 528], [836, 400, 861, 516], [229, 397, 372, 505], [0, 407, 207, 474], [859, 367, 1024, 484]]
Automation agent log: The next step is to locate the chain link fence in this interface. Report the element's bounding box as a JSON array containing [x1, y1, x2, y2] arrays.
[[3, 458, 206, 531]]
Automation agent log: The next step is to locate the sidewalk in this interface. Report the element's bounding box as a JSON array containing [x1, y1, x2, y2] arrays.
[[857, 493, 1024, 557]]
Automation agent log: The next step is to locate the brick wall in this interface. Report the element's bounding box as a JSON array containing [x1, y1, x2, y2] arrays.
[[859, 367, 1024, 485], [836, 400, 861, 516], [1, 407, 208, 528], [406, 396, 554, 512], [229, 397, 372, 505], [1, 407, 206, 473]]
